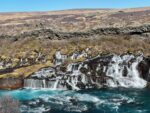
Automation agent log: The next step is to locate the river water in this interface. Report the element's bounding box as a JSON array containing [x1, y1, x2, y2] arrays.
[[0, 88, 150, 113]]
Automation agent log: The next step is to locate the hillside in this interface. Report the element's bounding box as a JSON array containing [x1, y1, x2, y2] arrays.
[[0, 7, 150, 36], [0, 7, 150, 89]]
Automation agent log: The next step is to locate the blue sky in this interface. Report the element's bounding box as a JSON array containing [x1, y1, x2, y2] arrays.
[[0, 0, 150, 12]]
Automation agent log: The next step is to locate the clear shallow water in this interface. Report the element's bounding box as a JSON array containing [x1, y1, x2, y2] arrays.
[[0, 88, 150, 113]]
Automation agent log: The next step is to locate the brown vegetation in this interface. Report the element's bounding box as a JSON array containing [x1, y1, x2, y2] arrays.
[[1, 35, 150, 61], [0, 64, 51, 79], [0, 95, 20, 113]]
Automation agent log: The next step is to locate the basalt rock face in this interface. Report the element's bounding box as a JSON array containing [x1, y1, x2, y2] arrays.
[[24, 52, 150, 90], [138, 57, 150, 81]]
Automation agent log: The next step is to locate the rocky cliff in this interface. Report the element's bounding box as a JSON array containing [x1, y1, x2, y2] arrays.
[[24, 51, 150, 90]]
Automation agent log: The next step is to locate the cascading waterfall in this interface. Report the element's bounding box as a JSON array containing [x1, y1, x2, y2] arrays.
[[24, 52, 149, 90], [24, 79, 53, 89], [23, 67, 64, 89], [53, 79, 59, 90], [105, 55, 147, 88]]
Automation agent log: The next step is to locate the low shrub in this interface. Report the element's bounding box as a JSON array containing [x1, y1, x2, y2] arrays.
[[0, 95, 20, 113]]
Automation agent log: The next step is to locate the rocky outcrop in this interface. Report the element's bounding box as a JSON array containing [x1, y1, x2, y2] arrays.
[[1, 25, 150, 40], [24, 52, 150, 90], [138, 57, 150, 81], [0, 48, 150, 90], [0, 50, 150, 90]]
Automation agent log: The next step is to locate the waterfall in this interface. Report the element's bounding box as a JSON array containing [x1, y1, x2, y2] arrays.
[[105, 55, 147, 88], [24, 78, 68, 90], [42, 80, 46, 88], [24, 53, 148, 90], [53, 79, 59, 90], [24, 79, 45, 89]]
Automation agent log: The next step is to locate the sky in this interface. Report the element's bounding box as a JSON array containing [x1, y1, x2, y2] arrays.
[[0, 0, 150, 12]]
